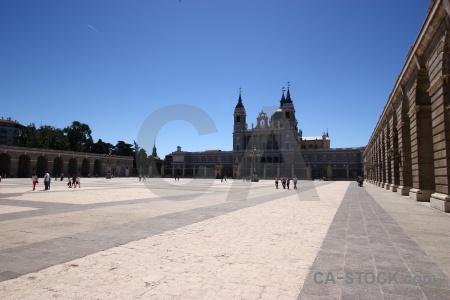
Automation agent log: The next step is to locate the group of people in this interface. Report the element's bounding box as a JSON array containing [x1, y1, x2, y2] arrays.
[[67, 174, 81, 188], [31, 173, 81, 190], [275, 176, 298, 190], [31, 172, 52, 191]]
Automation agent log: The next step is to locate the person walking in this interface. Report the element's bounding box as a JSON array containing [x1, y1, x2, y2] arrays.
[[32, 173, 38, 191], [293, 175, 298, 189], [72, 174, 77, 188], [282, 177, 286, 189], [43, 172, 50, 190], [76, 175, 81, 188], [275, 177, 279, 189], [286, 178, 290, 190]]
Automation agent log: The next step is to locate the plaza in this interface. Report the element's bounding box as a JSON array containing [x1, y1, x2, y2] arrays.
[[0, 178, 449, 299]]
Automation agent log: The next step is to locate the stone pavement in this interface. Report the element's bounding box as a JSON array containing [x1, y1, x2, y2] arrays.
[[0, 178, 449, 299]]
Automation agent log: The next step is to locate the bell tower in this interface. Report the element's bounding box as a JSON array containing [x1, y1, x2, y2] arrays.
[[233, 88, 247, 152], [281, 82, 298, 132]]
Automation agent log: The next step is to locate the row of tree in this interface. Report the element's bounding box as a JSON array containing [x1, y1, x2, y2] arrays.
[[17, 121, 164, 176], [17, 121, 135, 156]]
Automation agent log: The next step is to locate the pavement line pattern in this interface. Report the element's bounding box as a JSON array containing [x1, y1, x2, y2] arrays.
[[298, 184, 450, 300], [0, 180, 348, 299]]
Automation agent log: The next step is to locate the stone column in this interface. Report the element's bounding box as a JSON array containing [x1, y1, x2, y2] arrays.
[[90, 162, 95, 177], [408, 103, 435, 201], [407, 69, 435, 201], [383, 124, 392, 190], [377, 135, 384, 186], [388, 109, 400, 192], [429, 71, 450, 211], [10, 158, 18, 177], [396, 95, 412, 195]]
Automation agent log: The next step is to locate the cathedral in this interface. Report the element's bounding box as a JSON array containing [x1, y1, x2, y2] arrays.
[[165, 86, 364, 180]]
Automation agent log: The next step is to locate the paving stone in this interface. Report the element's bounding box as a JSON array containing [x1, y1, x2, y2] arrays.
[[0, 178, 449, 299]]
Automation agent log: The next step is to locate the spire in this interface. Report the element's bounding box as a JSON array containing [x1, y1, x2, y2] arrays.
[[285, 81, 292, 103], [152, 141, 158, 157], [279, 86, 286, 108], [235, 87, 244, 109]]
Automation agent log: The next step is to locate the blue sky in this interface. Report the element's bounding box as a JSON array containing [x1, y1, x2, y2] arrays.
[[0, 0, 430, 157]]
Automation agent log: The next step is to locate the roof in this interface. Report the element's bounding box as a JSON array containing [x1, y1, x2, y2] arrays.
[[302, 136, 330, 140]]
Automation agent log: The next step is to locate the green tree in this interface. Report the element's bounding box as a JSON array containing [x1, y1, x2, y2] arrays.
[[91, 139, 114, 154], [37, 125, 70, 150], [17, 123, 38, 147], [18, 124, 69, 150], [63, 121, 93, 152], [114, 141, 134, 157]]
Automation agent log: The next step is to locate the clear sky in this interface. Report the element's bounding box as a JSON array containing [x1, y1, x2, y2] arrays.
[[0, 0, 431, 158]]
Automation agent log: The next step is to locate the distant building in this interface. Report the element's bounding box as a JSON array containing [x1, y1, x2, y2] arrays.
[[0, 117, 24, 146], [163, 86, 364, 180]]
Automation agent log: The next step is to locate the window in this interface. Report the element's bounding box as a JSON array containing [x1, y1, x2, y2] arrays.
[[236, 116, 240, 123], [323, 155, 327, 160], [236, 144, 240, 151], [286, 142, 290, 149], [342, 155, 346, 161], [332, 155, 336, 161], [313, 155, 317, 161]]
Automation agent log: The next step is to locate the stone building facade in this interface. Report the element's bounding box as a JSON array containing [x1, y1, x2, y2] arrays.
[[0, 117, 24, 146], [0, 145, 133, 178], [166, 87, 364, 180], [364, 0, 450, 212]]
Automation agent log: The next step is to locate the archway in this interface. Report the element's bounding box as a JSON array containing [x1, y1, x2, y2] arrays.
[[0, 153, 11, 177], [81, 159, 90, 177], [18, 155, 31, 178], [94, 160, 101, 177], [36, 156, 47, 177], [53, 157, 63, 178], [68, 158, 77, 176]]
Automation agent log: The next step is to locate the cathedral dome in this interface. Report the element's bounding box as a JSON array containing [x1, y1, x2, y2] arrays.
[[271, 109, 284, 120]]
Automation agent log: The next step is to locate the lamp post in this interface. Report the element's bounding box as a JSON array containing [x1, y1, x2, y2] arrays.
[[250, 145, 261, 182]]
